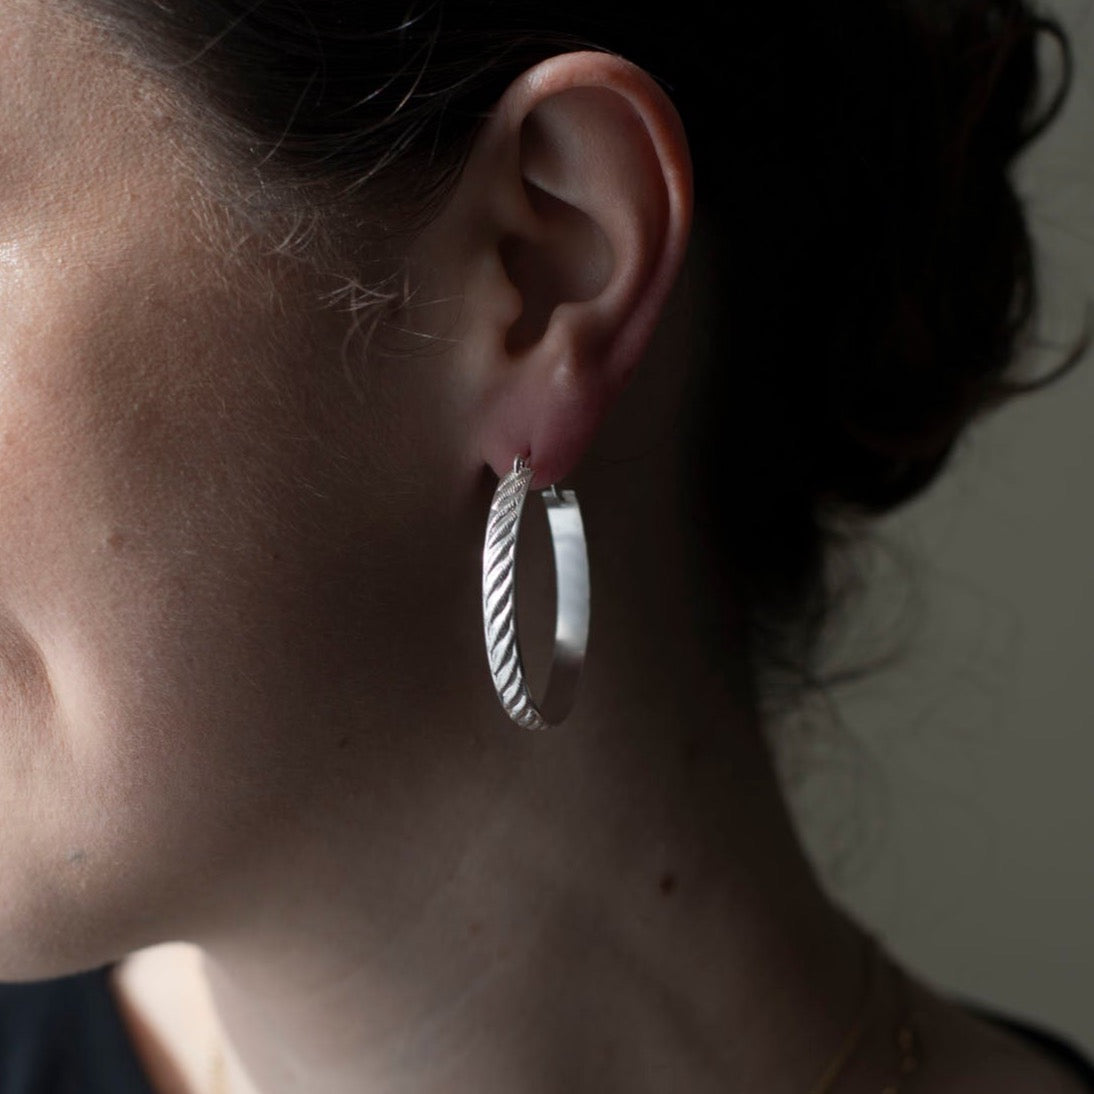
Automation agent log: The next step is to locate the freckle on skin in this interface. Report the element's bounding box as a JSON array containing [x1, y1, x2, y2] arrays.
[[658, 872, 677, 896], [337, 736, 349, 750], [106, 531, 126, 551]]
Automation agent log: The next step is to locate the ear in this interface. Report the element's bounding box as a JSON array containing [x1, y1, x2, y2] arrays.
[[416, 50, 693, 491]]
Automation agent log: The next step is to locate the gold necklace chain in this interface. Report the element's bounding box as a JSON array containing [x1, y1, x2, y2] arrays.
[[204, 932, 924, 1094], [882, 956, 925, 1094], [810, 931, 924, 1094]]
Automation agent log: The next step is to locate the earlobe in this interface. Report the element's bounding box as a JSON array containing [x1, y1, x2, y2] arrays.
[[431, 51, 693, 491]]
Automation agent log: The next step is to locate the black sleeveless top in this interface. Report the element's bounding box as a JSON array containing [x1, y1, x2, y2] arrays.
[[0, 963, 1090, 1092]]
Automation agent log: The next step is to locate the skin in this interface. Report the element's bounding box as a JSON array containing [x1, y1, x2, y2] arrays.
[[0, 4, 1086, 1093]]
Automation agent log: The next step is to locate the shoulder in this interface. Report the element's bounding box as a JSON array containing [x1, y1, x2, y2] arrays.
[[902, 969, 1094, 1094]]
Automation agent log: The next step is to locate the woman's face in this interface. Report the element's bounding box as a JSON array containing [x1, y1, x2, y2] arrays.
[[0, 3, 462, 977]]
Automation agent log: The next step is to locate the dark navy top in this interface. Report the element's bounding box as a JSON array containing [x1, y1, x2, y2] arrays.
[[0, 963, 1089, 1091]]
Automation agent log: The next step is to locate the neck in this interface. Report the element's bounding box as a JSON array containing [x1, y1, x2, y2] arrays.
[[114, 467, 871, 1094], [111, 323, 874, 1094]]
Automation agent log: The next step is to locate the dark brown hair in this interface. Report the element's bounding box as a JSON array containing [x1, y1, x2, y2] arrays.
[[68, 0, 1091, 717]]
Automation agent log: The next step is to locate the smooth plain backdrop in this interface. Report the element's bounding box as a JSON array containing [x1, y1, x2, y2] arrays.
[[778, 0, 1094, 1055]]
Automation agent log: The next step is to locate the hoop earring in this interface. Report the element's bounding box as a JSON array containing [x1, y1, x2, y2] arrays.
[[482, 455, 591, 730]]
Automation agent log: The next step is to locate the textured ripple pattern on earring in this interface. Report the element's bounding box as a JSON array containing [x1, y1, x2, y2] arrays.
[[482, 455, 590, 730]]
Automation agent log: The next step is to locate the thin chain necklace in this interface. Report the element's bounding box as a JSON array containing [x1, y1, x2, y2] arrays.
[[810, 931, 924, 1094], [204, 932, 923, 1094]]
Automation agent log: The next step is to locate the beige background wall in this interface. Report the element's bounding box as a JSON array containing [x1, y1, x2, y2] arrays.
[[782, 0, 1094, 1056]]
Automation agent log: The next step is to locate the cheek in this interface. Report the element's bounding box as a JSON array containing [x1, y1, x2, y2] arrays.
[[0, 238, 353, 977]]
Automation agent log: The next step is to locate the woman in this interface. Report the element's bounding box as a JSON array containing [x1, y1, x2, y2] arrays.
[[0, 0, 1089, 1091]]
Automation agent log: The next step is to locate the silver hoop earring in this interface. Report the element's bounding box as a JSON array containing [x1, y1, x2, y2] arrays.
[[482, 455, 590, 730]]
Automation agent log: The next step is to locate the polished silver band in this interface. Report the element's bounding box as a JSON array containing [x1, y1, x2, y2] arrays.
[[482, 455, 590, 730]]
